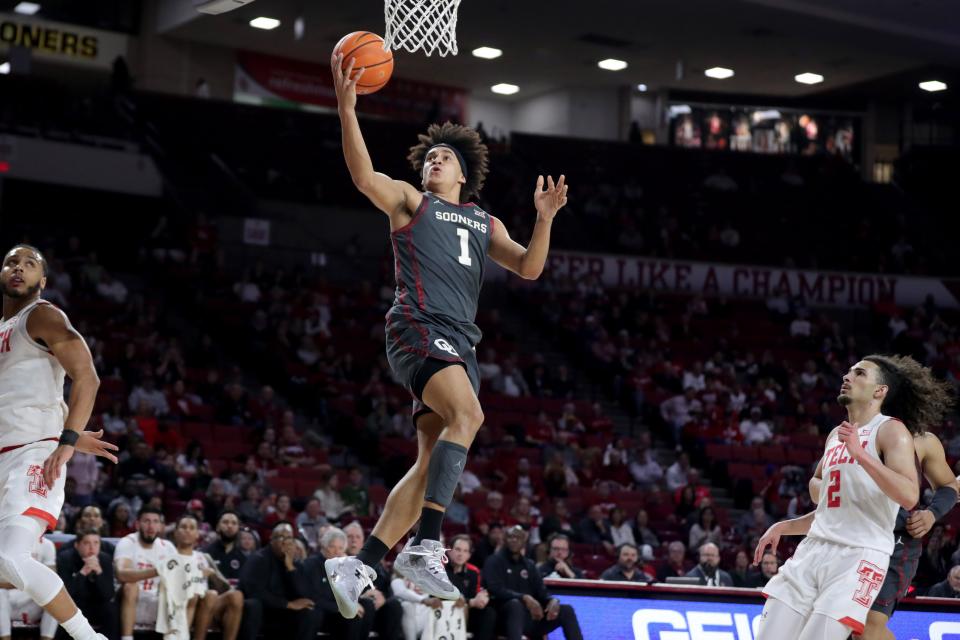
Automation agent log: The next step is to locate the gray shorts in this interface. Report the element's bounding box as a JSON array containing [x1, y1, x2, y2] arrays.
[[385, 311, 480, 424]]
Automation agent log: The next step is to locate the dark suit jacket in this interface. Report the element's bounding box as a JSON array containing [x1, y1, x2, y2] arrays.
[[57, 548, 115, 603], [684, 564, 734, 587]]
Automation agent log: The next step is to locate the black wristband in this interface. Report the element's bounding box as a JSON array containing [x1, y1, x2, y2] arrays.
[[58, 430, 80, 447], [928, 485, 959, 521]]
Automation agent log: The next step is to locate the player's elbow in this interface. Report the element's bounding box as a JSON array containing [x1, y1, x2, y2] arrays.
[[352, 174, 376, 193], [517, 260, 543, 280], [898, 486, 920, 510], [518, 268, 542, 280]]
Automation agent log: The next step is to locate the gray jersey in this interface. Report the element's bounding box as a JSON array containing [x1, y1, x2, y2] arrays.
[[389, 192, 492, 345]]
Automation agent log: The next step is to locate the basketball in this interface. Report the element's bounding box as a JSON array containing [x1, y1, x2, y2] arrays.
[[333, 31, 394, 95]]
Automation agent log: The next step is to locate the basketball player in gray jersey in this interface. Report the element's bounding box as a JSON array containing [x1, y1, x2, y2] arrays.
[[325, 53, 569, 619]]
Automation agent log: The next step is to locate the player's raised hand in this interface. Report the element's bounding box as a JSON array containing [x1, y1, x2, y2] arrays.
[[534, 174, 569, 222], [753, 522, 782, 566], [837, 421, 863, 459], [75, 429, 119, 464], [331, 52, 365, 111]]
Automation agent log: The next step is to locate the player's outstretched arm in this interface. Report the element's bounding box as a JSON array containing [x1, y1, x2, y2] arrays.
[[331, 53, 420, 218], [842, 419, 919, 510], [487, 175, 569, 280], [29, 305, 106, 486], [753, 511, 816, 565]]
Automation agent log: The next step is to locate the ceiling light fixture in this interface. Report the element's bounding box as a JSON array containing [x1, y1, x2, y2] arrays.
[[794, 72, 824, 85], [472, 47, 502, 59], [919, 80, 947, 92], [0, 62, 9, 75], [13, 2, 40, 15], [704, 67, 734, 79], [249, 17, 280, 30], [491, 83, 519, 95], [637, 84, 648, 92], [598, 58, 628, 71]]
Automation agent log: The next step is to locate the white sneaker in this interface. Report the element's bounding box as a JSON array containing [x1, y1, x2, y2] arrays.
[[324, 556, 377, 619], [393, 538, 461, 600]]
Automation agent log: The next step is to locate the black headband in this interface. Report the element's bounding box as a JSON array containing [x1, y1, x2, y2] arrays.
[[426, 144, 468, 178]]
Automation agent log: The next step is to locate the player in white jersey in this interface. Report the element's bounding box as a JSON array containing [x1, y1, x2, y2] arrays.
[[172, 514, 244, 640], [0, 536, 57, 640], [754, 356, 929, 640], [114, 507, 176, 637], [0, 244, 119, 640]]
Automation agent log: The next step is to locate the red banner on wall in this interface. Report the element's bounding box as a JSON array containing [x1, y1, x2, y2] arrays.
[[234, 50, 467, 124]]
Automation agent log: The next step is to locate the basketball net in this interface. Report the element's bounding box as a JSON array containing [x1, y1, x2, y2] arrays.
[[383, 0, 461, 56]]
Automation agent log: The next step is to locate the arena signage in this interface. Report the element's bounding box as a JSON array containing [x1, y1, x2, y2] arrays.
[[488, 251, 960, 309], [547, 595, 960, 640], [0, 13, 127, 70]]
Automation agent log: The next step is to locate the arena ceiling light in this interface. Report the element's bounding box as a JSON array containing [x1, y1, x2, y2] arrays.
[[637, 84, 648, 92], [249, 17, 280, 30], [598, 58, 628, 71], [919, 80, 947, 92], [13, 2, 41, 14], [491, 83, 519, 95], [472, 47, 502, 60], [0, 62, 9, 75], [794, 72, 824, 85], [704, 67, 735, 79]]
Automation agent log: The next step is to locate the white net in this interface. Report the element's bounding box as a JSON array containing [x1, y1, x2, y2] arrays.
[[383, 0, 462, 57]]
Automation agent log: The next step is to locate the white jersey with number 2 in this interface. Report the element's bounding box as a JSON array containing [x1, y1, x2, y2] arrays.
[[807, 412, 901, 555]]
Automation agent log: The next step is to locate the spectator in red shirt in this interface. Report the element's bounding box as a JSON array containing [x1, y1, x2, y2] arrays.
[[473, 491, 507, 535]]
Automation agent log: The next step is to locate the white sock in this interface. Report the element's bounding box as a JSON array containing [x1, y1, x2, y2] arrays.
[[60, 610, 97, 640], [121, 636, 133, 640]]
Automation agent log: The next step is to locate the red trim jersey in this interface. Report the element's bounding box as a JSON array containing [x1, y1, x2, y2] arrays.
[[0, 300, 80, 448], [808, 413, 901, 555], [388, 192, 493, 346]]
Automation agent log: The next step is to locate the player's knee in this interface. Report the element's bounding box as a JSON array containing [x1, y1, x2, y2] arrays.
[[0, 552, 25, 590], [226, 590, 243, 608], [502, 598, 524, 617], [450, 405, 484, 434]]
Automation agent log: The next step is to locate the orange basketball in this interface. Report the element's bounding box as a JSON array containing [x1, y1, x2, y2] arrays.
[[333, 31, 394, 95]]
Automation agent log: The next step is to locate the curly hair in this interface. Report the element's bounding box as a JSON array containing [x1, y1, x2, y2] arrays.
[[863, 354, 955, 435], [407, 122, 489, 203]]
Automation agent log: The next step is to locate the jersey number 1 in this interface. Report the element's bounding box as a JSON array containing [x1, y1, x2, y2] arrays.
[[455, 228, 472, 267], [826, 469, 841, 508]]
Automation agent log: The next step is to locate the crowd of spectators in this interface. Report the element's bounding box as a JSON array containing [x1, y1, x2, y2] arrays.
[[13, 212, 960, 640], [4, 79, 960, 639]]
